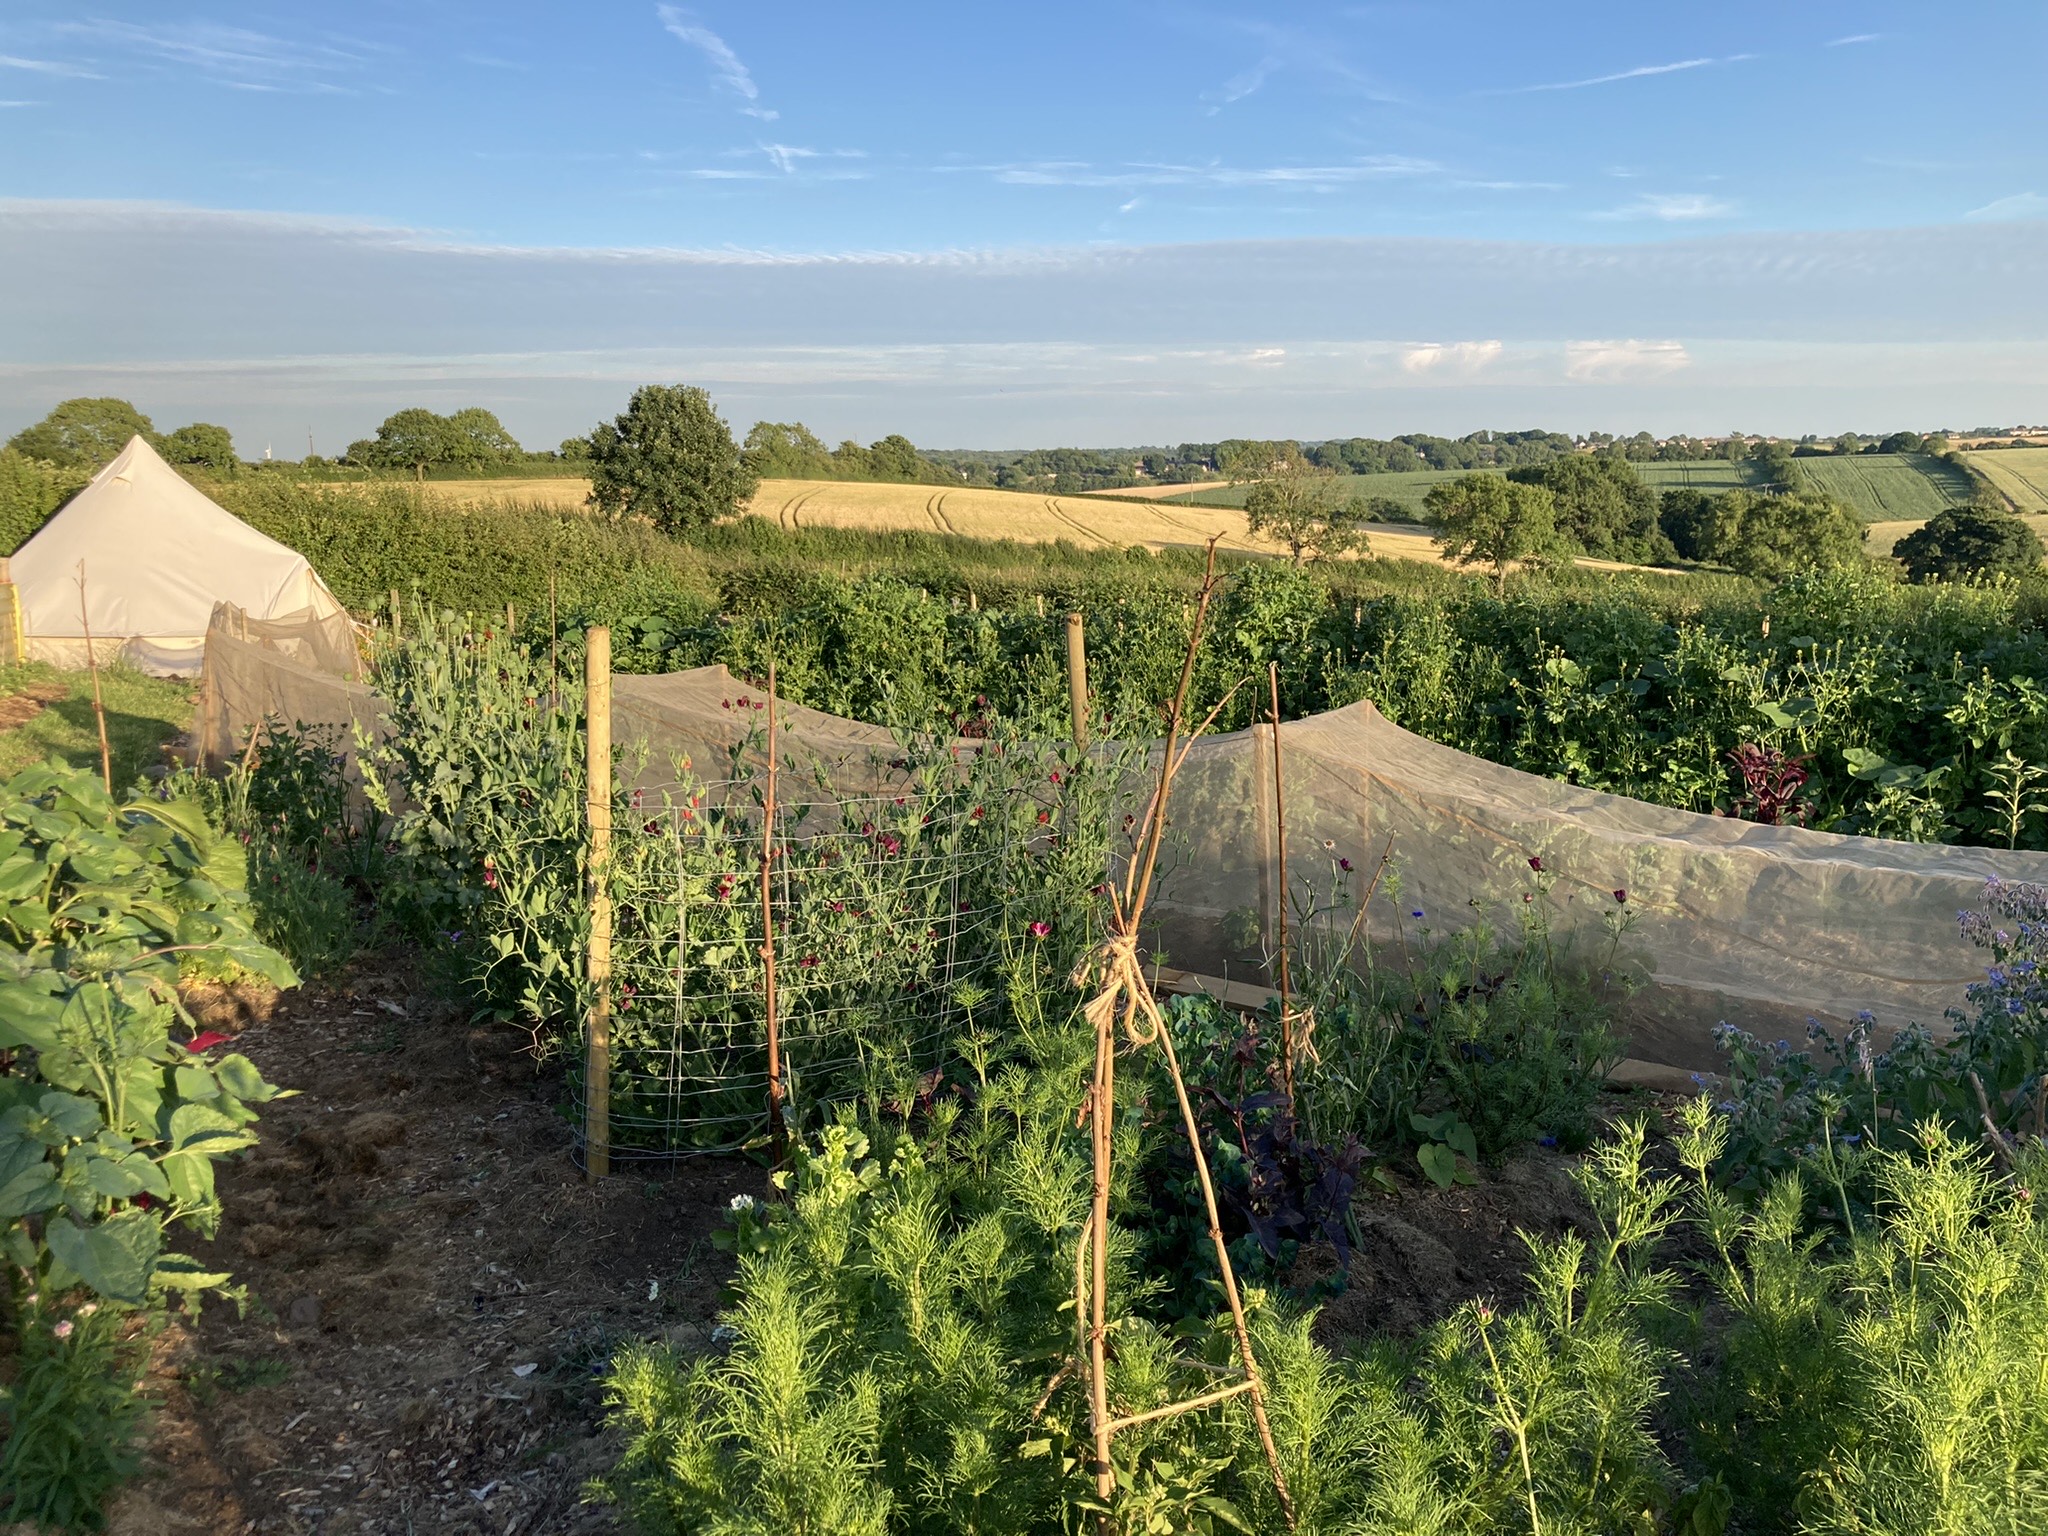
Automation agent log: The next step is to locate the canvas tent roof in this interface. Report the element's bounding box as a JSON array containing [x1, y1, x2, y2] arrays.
[[9, 435, 346, 677]]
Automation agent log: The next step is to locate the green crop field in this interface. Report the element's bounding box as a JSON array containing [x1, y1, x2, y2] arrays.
[[1965, 447, 2048, 512], [1634, 461, 1764, 494], [1795, 453, 1975, 522]]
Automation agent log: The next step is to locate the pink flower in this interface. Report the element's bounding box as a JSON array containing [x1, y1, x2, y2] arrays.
[[1028, 921, 1052, 939], [186, 1031, 231, 1054], [1613, 888, 1628, 904], [52, 1320, 73, 1340], [1036, 810, 1050, 825], [1338, 857, 1353, 872], [1528, 856, 1544, 873]]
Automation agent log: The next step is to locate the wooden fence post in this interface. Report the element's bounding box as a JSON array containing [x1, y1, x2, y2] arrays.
[[1065, 612, 1089, 746], [584, 626, 613, 1181]]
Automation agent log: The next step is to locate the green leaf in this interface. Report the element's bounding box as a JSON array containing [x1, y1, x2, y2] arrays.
[[0, 1159, 61, 1219], [151, 1251, 234, 1292], [37, 1090, 103, 1142], [168, 1101, 250, 1154], [1417, 1142, 1457, 1189], [174, 1064, 222, 1102], [84, 1152, 149, 1199], [212, 1053, 283, 1105], [44, 1210, 161, 1304]]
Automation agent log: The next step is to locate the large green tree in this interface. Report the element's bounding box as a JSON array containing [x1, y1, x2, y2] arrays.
[[742, 421, 835, 480], [158, 422, 239, 472], [1508, 455, 1668, 561], [351, 407, 521, 478], [1706, 490, 1866, 579], [1243, 462, 1372, 564], [587, 385, 757, 533], [441, 407, 522, 467], [1426, 472, 1559, 591], [4, 398, 156, 470], [1894, 507, 2044, 583]]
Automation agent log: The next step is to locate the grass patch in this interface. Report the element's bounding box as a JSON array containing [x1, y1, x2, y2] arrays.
[[0, 661, 193, 786]]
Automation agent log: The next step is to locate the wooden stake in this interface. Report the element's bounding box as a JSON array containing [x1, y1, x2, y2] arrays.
[[76, 562, 113, 794], [389, 588, 403, 640], [548, 570, 559, 711], [584, 626, 613, 1181], [1268, 661, 1295, 1104], [1065, 612, 1089, 746], [760, 659, 788, 1174], [505, 600, 517, 635]]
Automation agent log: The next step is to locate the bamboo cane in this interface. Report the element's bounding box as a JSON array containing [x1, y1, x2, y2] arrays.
[[1070, 535, 1296, 1528], [1268, 661, 1295, 1104], [760, 660, 788, 1175], [584, 627, 613, 1181]]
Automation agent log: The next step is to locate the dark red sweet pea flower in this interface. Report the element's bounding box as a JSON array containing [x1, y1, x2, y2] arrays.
[[1528, 856, 1544, 873], [1028, 920, 1052, 939], [1614, 888, 1628, 904], [186, 1031, 231, 1054]]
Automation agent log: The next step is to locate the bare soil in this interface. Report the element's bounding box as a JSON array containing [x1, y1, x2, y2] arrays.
[[1296, 1151, 1598, 1345], [110, 958, 763, 1536]]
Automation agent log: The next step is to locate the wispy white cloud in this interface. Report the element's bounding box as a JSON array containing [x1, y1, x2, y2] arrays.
[[1486, 54, 1754, 94], [974, 156, 1438, 189], [1402, 341, 1503, 377], [1964, 191, 2048, 222], [1827, 33, 1883, 46], [0, 53, 104, 79], [655, 5, 776, 119], [1454, 179, 1567, 191], [0, 99, 38, 107], [51, 20, 364, 91], [1565, 339, 1691, 382], [461, 53, 530, 72], [1202, 57, 1276, 114], [1593, 193, 1736, 222]]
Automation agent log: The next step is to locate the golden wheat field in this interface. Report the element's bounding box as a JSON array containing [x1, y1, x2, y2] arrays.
[[403, 475, 1653, 571], [413, 476, 595, 511]]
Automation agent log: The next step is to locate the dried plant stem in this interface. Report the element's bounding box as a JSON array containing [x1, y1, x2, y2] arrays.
[[76, 562, 113, 793]]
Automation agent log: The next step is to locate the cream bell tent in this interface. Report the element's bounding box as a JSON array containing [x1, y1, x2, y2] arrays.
[[9, 435, 346, 677]]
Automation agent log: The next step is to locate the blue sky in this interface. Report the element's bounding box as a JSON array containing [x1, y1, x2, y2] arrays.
[[2, 2, 2046, 451]]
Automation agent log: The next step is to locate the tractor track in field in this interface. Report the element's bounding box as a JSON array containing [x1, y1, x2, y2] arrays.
[[1042, 497, 1111, 547], [780, 485, 826, 530], [925, 491, 960, 536]]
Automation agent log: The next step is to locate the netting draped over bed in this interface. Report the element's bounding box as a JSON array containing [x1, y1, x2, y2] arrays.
[[198, 604, 2048, 1073]]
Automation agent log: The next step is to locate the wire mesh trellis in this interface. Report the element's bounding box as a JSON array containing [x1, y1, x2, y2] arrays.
[[573, 731, 1103, 1160]]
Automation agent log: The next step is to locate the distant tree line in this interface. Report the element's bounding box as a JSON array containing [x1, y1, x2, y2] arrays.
[[5, 390, 2041, 586]]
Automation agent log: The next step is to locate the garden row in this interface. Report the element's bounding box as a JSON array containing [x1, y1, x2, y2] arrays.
[[9, 596, 2048, 1531]]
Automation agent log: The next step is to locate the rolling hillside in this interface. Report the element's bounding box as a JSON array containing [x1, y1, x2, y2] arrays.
[[1965, 448, 2048, 512]]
